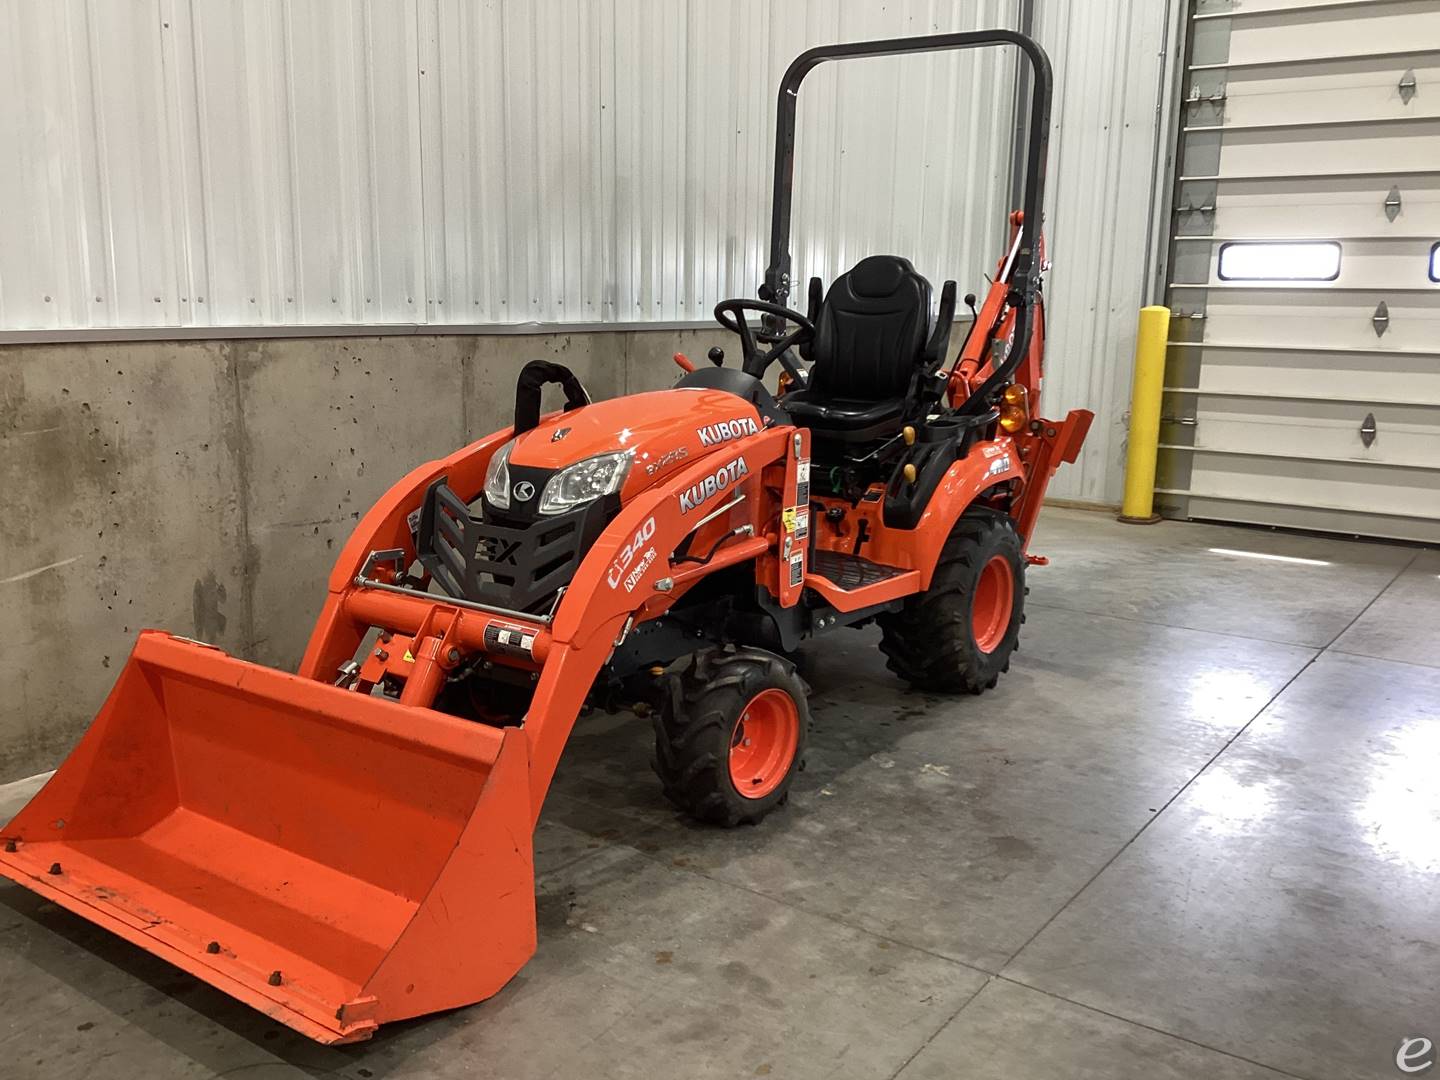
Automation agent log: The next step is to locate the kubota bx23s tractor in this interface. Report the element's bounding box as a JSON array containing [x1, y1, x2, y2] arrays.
[[0, 31, 1091, 1042]]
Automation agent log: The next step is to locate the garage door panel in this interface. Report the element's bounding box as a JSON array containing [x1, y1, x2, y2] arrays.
[[1216, 118, 1440, 177], [1225, 2, 1440, 67], [1185, 453, 1440, 520], [1180, 345, 1440, 404], [1199, 289, 1440, 352], [1203, 0, 1413, 17], [1183, 396, 1440, 468], [1203, 175, 1440, 237], [1166, 494, 1440, 545], [1214, 58, 1440, 129]]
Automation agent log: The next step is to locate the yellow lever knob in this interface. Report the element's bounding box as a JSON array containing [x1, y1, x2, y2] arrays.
[[903, 463, 918, 483], [903, 425, 916, 446]]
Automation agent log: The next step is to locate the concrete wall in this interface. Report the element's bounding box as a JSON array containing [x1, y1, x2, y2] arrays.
[[0, 327, 727, 781]]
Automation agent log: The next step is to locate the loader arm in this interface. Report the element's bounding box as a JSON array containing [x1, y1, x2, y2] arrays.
[[526, 426, 796, 821], [297, 426, 514, 684], [0, 419, 801, 1043], [303, 422, 801, 824]]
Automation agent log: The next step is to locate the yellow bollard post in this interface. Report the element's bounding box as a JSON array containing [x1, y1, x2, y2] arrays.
[[1118, 305, 1171, 524]]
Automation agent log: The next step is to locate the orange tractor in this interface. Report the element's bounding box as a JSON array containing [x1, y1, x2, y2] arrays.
[[0, 30, 1089, 1042]]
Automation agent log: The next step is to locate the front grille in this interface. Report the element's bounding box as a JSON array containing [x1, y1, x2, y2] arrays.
[[416, 477, 608, 613]]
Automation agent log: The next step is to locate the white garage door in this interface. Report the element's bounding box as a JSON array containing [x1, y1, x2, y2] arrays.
[[1157, 0, 1440, 543]]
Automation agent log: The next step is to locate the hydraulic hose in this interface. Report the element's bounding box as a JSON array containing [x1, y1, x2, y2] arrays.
[[956, 293, 1034, 417]]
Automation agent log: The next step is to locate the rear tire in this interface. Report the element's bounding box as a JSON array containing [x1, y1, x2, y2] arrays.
[[878, 507, 1025, 693], [652, 646, 809, 826]]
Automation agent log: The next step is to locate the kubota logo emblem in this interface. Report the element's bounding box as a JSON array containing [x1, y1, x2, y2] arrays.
[[512, 481, 536, 502], [697, 416, 759, 447], [679, 457, 749, 513]]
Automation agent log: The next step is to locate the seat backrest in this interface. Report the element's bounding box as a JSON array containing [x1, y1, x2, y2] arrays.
[[807, 255, 932, 401]]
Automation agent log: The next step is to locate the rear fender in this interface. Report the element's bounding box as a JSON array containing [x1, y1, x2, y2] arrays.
[[883, 437, 1024, 590]]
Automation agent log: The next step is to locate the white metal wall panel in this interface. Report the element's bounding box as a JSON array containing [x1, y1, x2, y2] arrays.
[[415, 0, 1021, 325], [781, 1, 1018, 320], [0, 0, 151, 331], [1160, 0, 1440, 543], [0, 0, 1023, 333], [1031, 0, 1176, 503]]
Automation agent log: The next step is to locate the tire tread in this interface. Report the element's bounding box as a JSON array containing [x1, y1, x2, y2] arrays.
[[877, 507, 1025, 693], [652, 646, 809, 826]]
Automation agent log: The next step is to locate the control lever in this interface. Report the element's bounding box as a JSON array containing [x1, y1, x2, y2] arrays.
[[946, 293, 983, 379], [707, 346, 726, 367]]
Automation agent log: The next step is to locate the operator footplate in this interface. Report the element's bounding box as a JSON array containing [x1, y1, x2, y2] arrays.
[[808, 551, 906, 591]]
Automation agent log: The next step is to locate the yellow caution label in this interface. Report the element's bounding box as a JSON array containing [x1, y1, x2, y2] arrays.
[[782, 507, 797, 532], [402, 649, 415, 664]]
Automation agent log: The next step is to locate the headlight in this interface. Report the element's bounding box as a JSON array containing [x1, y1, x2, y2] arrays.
[[539, 450, 633, 515], [483, 439, 515, 509]]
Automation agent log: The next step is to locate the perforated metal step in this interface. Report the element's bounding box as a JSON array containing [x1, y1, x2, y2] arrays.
[[808, 550, 906, 591]]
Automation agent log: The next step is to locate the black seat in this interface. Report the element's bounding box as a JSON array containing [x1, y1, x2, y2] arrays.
[[783, 256, 955, 442]]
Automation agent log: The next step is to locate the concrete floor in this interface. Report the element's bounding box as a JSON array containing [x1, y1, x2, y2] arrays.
[[2, 506, 1437, 1080]]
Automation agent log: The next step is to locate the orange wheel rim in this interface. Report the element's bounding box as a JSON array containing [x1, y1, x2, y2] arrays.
[[729, 688, 800, 799], [971, 555, 1015, 654]]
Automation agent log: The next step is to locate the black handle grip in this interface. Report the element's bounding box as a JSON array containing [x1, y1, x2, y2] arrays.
[[513, 360, 590, 435]]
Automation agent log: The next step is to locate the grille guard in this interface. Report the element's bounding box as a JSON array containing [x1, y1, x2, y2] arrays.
[[415, 477, 610, 615]]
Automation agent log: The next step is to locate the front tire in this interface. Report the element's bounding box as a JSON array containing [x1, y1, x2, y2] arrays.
[[652, 646, 809, 826], [878, 507, 1025, 693]]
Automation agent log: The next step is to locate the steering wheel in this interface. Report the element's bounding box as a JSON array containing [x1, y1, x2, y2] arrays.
[[712, 299, 815, 385]]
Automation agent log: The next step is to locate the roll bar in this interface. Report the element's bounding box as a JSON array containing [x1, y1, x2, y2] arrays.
[[762, 30, 1053, 415]]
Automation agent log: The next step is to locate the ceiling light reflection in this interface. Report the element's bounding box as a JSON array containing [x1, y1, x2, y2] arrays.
[[1208, 547, 1331, 567], [1187, 769, 1278, 835], [1355, 723, 1440, 873]]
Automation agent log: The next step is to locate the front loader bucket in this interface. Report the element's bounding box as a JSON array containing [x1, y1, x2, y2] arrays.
[[0, 631, 536, 1043]]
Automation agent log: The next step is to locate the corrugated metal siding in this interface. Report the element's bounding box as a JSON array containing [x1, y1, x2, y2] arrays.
[[1, 0, 1020, 333], [1033, 0, 1176, 502]]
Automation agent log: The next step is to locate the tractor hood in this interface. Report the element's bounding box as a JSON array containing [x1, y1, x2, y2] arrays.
[[444, 386, 767, 612], [508, 388, 765, 504]]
